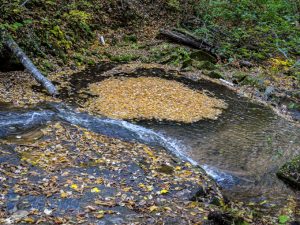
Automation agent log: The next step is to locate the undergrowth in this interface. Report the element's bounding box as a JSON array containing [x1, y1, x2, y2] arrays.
[[183, 0, 300, 63]]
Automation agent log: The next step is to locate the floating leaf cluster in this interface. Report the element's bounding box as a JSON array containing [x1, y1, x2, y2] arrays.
[[85, 77, 227, 123]]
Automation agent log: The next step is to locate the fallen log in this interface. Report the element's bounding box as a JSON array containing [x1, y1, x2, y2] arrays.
[[160, 29, 255, 68], [173, 28, 214, 50], [2, 32, 58, 96], [160, 29, 217, 58]]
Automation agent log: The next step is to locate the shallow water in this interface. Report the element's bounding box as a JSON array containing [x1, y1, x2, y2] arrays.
[[64, 64, 300, 205], [138, 78, 300, 203], [1, 64, 300, 213]]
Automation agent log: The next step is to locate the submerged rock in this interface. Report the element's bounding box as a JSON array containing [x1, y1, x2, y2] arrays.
[[277, 155, 300, 189]]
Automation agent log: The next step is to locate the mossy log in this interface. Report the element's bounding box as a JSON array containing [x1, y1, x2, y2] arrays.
[[3, 34, 58, 96]]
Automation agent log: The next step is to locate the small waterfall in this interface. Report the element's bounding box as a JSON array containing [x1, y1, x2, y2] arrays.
[[0, 103, 243, 187], [55, 104, 198, 165], [0, 110, 55, 138]]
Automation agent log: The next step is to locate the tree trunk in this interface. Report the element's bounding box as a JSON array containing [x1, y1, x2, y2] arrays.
[[3, 34, 58, 96]]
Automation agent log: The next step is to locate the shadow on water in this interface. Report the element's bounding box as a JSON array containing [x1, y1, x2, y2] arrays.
[[1, 62, 300, 211]]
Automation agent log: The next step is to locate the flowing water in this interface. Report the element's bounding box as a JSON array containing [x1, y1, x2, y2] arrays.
[[139, 79, 300, 203], [1, 64, 300, 213]]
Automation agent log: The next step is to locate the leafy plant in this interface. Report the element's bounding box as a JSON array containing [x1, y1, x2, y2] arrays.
[[278, 215, 289, 224]]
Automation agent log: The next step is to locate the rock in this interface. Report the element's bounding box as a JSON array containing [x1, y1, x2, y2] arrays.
[[5, 210, 29, 223], [277, 155, 300, 189], [208, 211, 244, 225], [263, 86, 275, 100], [156, 164, 174, 174], [189, 186, 207, 201], [44, 208, 52, 215], [239, 60, 253, 68]]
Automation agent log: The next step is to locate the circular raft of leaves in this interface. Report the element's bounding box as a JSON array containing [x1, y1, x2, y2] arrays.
[[85, 77, 227, 123]]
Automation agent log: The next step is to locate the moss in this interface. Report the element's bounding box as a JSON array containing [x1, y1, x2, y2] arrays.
[[41, 59, 55, 72], [277, 155, 300, 189], [166, 0, 180, 11], [192, 60, 216, 70], [232, 72, 248, 83], [124, 34, 137, 43], [190, 50, 217, 63]]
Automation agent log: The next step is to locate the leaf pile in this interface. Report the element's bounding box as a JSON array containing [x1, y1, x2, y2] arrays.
[[0, 71, 58, 107], [85, 77, 227, 123]]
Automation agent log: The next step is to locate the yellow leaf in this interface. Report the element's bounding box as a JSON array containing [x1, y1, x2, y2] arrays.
[[149, 205, 158, 212], [95, 178, 103, 184], [160, 189, 168, 194], [146, 185, 153, 191], [184, 162, 192, 168], [95, 210, 105, 219], [70, 184, 78, 190], [175, 166, 181, 171], [23, 217, 35, 223], [84, 131, 93, 139], [60, 191, 68, 198], [123, 187, 131, 192], [91, 187, 100, 193]]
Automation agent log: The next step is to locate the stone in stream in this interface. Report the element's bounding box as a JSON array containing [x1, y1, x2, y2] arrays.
[[277, 155, 300, 189]]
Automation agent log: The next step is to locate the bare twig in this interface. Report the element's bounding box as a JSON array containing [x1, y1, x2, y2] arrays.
[[20, 0, 31, 7]]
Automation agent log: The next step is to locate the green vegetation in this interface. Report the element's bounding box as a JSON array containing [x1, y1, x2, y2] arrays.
[[277, 155, 300, 188], [185, 0, 300, 62], [1, 0, 299, 67]]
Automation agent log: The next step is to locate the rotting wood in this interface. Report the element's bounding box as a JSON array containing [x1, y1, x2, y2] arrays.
[[160, 29, 254, 68], [1, 32, 58, 96]]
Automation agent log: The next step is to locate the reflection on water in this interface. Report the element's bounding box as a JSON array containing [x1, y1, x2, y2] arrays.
[[139, 78, 300, 204]]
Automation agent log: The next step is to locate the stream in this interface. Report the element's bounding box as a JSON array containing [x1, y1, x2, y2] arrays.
[[1, 64, 299, 214]]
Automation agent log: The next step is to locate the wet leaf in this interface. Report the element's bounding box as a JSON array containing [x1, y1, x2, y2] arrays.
[[149, 205, 159, 212], [160, 189, 169, 194], [91, 187, 100, 193]]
